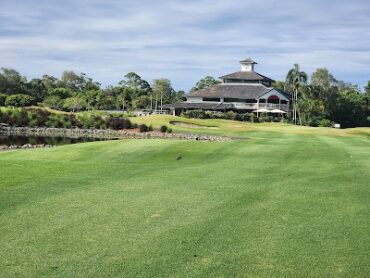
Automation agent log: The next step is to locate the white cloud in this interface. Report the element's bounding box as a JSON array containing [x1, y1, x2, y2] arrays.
[[0, 0, 369, 90]]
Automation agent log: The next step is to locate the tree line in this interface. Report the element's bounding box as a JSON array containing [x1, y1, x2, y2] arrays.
[[280, 65, 370, 128], [0, 69, 184, 112], [0, 65, 369, 128]]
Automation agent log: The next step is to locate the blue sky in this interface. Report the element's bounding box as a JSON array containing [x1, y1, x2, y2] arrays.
[[1, 0, 370, 91]]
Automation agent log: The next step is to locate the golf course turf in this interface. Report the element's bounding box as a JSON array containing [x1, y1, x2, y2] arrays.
[[0, 117, 369, 277]]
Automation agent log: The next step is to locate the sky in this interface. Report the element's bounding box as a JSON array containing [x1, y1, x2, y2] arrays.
[[0, 0, 370, 91]]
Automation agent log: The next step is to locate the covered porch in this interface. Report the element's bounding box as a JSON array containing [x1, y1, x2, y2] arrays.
[[256, 93, 290, 113]]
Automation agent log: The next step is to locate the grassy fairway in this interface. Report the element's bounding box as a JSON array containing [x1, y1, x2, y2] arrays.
[[0, 119, 370, 277]]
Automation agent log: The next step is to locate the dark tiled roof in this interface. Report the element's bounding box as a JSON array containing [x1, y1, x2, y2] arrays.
[[240, 58, 257, 64], [187, 84, 273, 99], [162, 102, 234, 110], [219, 71, 275, 82]]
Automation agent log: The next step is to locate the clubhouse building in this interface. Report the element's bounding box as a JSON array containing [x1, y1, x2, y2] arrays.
[[164, 58, 291, 116]]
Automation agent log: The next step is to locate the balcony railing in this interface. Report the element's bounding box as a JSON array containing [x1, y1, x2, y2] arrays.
[[259, 103, 290, 111], [230, 102, 290, 111], [232, 103, 257, 109], [186, 100, 291, 112]]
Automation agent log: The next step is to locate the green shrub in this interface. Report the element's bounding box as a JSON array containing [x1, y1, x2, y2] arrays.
[[183, 110, 260, 122], [246, 113, 258, 123], [78, 113, 95, 129], [24, 107, 51, 127], [148, 125, 153, 131], [241, 113, 250, 121], [233, 113, 249, 121], [65, 114, 79, 128], [42, 95, 64, 110], [48, 88, 72, 99], [259, 113, 272, 122], [63, 97, 86, 112], [216, 112, 225, 119], [226, 111, 236, 120], [46, 114, 68, 128], [0, 109, 14, 126], [63, 115, 73, 128], [0, 108, 136, 130], [318, 119, 333, 127], [138, 124, 148, 132], [123, 118, 132, 129], [306, 116, 321, 127], [93, 117, 107, 129], [233, 113, 242, 121], [167, 128, 172, 133], [36, 109, 51, 126], [204, 111, 215, 118], [110, 117, 122, 130], [4, 108, 20, 126], [12, 108, 35, 126], [15, 110, 29, 126], [104, 116, 132, 130], [160, 125, 168, 133], [0, 94, 7, 106], [183, 110, 207, 119], [5, 94, 34, 107]]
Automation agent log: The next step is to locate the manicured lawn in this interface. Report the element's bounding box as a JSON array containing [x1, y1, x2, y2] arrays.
[[130, 114, 370, 138], [0, 118, 369, 277]]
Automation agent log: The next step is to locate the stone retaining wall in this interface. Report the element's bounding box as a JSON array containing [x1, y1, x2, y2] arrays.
[[0, 127, 232, 142], [0, 144, 54, 151]]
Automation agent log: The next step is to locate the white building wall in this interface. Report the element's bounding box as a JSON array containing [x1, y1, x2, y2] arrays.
[[186, 96, 203, 103], [241, 64, 254, 72]]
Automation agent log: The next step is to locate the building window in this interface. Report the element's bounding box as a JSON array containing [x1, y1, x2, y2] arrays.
[[224, 98, 256, 103], [203, 97, 220, 102], [267, 95, 280, 104]]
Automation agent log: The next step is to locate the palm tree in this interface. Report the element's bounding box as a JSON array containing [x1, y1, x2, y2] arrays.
[[285, 64, 308, 124]]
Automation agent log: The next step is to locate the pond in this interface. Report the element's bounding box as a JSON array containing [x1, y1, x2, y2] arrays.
[[0, 135, 118, 147]]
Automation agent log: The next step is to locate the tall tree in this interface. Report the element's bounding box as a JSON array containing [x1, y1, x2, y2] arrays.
[[152, 79, 175, 112], [63, 96, 86, 112], [41, 75, 61, 90], [119, 72, 151, 93], [0, 68, 27, 94], [311, 68, 340, 110], [42, 95, 64, 110], [48, 88, 72, 99], [191, 76, 221, 92], [272, 81, 285, 91], [285, 64, 308, 124], [330, 87, 368, 128], [365, 81, 370, 94], [84, 89, 105, 110], [26, 78, 48, 102], [118, 72, 152, 111], [61, 71, 84, 91], [311, 68, 336, 91]]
